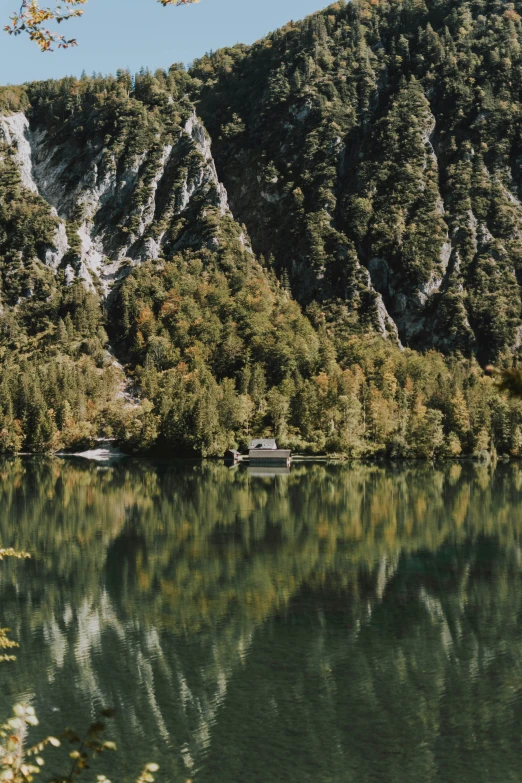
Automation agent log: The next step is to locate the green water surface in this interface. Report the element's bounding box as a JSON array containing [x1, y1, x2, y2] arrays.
[[1, 457, 522, 782]]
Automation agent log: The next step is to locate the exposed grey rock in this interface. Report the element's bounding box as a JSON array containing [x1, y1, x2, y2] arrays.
[[260, 190, 282, 203], [1, 108, 236, 296], [45, 219, 69, 269], [375, 292, 402, 346], [184, 112, 229, 214], [368, 257, 446, 346], [440, 240, 452, 269], [64, 265, 75, 286], [0, 112, 38, 193]]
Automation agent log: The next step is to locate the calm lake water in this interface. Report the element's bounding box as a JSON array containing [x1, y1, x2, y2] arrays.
[[2, 457, 522, 782]]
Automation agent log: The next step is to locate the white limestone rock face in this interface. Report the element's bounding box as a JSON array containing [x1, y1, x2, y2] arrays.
[[45, 219, 69, 269], [141, 237, 163, 262], [359, 264, 402, 346], [184, 113, 229, 214], [440, 240, 452, 269], [77, 224, 104, 292], [0, 112, 71, 271], [238, 230, 253, 254], [375, 293, 402, 346], [64, 265, 75, 286], [30, 126, 78, 214], [359, 104, 475, 350], [134, 144, 173, 242], [0, 112, 38, 193], [29, 127, 148, 291], [20, 110, 236, 294], [260, 189, 282, 204], [0, 108, 250, 304], [30, 127, 125, 221]]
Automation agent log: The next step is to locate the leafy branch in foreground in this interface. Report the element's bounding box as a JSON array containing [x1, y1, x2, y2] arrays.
[[4, 0, 199, 51], [0, 704, 160, 783], [0, 549, 31, 561], [4, 0, 86, 51], [0, 628, 19, 662]]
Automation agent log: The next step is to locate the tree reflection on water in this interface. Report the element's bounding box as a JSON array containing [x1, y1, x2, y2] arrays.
[[1, 457, 522, 783]]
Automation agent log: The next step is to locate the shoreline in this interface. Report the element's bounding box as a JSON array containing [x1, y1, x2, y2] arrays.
[[9, 451, 510, 465]]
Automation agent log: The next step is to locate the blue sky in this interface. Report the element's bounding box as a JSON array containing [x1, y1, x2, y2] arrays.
[[0, 0, 328, 84]]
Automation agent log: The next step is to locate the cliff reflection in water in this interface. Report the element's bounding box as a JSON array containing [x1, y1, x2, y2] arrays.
[[1, 457, 522, 783]]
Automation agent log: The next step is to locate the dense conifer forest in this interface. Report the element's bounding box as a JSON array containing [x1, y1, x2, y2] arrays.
[[2, 0, 522, 457]]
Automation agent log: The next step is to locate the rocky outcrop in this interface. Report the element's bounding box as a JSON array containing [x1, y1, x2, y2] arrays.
[[45, 219, 69, 269], [1, 108, 235, 298], [0, 112, 38, 193], [184, 112, 229, 215]]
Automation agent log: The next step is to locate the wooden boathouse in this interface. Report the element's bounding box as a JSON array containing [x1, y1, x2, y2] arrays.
[[224, 448, 241, 464], [248, 439, 291, 467]]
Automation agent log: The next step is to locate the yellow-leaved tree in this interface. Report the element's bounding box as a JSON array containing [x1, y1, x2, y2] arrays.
[[5, 0, 200, 51]]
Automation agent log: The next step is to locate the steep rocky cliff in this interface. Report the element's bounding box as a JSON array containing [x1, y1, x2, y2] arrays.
[[0, 77, 236, 299]]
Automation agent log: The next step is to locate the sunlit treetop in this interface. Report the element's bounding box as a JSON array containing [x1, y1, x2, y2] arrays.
[[4, 0, 200, 51]]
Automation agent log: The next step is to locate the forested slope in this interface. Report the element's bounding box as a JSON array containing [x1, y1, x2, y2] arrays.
[[193, 0, 522, 361], [2, 0, 522, 457]]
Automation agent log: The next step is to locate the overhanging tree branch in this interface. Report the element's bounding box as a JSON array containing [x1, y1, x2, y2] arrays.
[[4, 0, 200, 51]]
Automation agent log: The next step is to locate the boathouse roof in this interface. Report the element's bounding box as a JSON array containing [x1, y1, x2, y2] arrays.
[[248, 438, 277, 450]]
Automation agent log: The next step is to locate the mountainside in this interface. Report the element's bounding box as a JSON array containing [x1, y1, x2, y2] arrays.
[[193, 0, 522, 361], [2, 0, 522, 458]]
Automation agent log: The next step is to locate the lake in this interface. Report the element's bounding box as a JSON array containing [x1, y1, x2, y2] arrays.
[[2, 457, 522, 782]]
